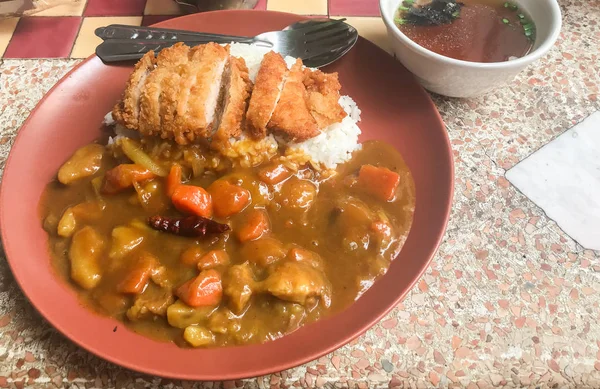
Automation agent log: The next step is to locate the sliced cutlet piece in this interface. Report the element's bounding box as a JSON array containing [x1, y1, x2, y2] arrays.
[[158, 43, 190, 140], [212, 56, 252, 148], [138, 43, 190, 138], [112, 51, 156, 131], [174, 43, 229, 144], [267, 59, 319, 142], [303, 68, 346, 129], [246, 51, 288, 139]]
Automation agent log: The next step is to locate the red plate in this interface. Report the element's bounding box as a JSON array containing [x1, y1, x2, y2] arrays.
[[0, 10, 453, 380]]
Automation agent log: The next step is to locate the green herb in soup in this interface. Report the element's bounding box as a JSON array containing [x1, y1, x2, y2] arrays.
[[395, 0, 535, 63]]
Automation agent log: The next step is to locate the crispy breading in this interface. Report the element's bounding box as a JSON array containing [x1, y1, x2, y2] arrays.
[[112, 44, 345, 147], [112, 51, 156, 130], [212, 56, 252, 148], [246, 51, 288, 139], [268, 59, 319, 142], [138, 43, 190, 138], [173, 43, 229, 144], [303, 68, 346, 129], [158, 44, 190, 139]]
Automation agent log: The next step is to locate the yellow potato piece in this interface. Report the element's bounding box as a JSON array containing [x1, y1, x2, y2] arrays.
[[69, 226, 105, 290], [183, 325, 215, 347], [57, 209, 76, 238], [167, 300, 217, 329], [109, 226, 145, 260], [58, 144, 105, 185], [57, 202, 106, 238]]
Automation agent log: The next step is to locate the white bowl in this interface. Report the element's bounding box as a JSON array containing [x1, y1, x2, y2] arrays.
[[379, 0, 562, 98]]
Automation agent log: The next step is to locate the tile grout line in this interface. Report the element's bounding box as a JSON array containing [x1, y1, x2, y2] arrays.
[[82, 0, 89, 16]]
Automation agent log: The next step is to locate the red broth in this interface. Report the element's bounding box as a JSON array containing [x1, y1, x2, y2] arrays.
[[396, 0, 535, 63]]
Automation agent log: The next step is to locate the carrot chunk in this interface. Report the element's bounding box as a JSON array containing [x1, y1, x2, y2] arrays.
[[180, 246, 204, 266], [357, 165, 401, 202], [258, 164, 292, 185], [237, 209, 270, 242], [101, 164, 156, 194], [117, 252, 159, 294], [197, 250, 230, 270], [208, 180, 251, 218], [176, 269, 223, 307], [171, 185, 212, 218], [166, 164, 182, 197]]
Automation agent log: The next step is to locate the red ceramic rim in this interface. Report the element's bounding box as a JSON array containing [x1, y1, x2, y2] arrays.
[[0, 10, 453, 380]]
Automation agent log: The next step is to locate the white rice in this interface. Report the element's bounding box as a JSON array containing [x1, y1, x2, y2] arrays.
[[228, 43, 363, 169], [102, 111, 115, 126], [107, 44, 363, 170], [288, 96, 362, 169]]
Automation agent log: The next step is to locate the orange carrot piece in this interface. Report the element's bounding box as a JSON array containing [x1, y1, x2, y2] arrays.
[[180, 246, 204, 267], [176, 269, 222, 307], [171, 185, 212, 218], [357, 165, 401, 202], [237, 209, 270, 242], [208, 180, 251, 218], [166, 164, 182, 197], [101, 164, 156, 194], [197, 250, 230, 270], [258, 164, 292, 185], [117, 253, 159, 294]]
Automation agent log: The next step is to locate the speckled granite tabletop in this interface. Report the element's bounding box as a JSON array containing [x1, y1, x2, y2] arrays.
[[1, 0, 600, 388]]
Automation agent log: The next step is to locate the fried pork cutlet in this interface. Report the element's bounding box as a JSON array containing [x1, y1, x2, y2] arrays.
[[268, 59, 319, 142], [174, 43, 230, 144], [246, 51, 288, 139], [303, 68, 346, 129], [212, 56, 252, 148], [112, 51, 156, 130], [138, 43, 190, 138]]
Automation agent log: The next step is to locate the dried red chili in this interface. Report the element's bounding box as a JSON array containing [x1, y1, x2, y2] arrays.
[[148, 215, 230, 237]]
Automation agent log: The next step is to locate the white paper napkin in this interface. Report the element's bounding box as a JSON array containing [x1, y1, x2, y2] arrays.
[[506, 111, 600, 250]]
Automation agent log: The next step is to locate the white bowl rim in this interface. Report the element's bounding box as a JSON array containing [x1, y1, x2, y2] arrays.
[[379, 0, 563, 69]]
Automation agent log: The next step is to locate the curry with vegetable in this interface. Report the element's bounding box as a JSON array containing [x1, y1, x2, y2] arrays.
[[40, 137, 415, 348], [40, 44, 416, 348]]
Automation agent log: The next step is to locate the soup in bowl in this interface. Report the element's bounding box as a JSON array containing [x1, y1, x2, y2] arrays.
[[380, 0, 562, 97]]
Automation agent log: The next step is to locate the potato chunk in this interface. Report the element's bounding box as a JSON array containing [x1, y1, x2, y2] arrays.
[[167, 300, 217, 329], [69, 226, 105, 289], [240, 237, 286, 267], [57, 201, 106, 238], [184, 325, 215, 347], [109, 226, 145, 259], [58, 144, 105, 185]]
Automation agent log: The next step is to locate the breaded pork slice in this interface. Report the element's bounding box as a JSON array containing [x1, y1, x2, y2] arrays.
[[173, 43, 229, 144], [268, 59, 319, 142], [245, 51, 288, 139], [112, 51, 156, 130], [212, 56, 252, 148], [303, 68, 346, 129], [157, 43, 190, 139], [138, 43, 190, 138]]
